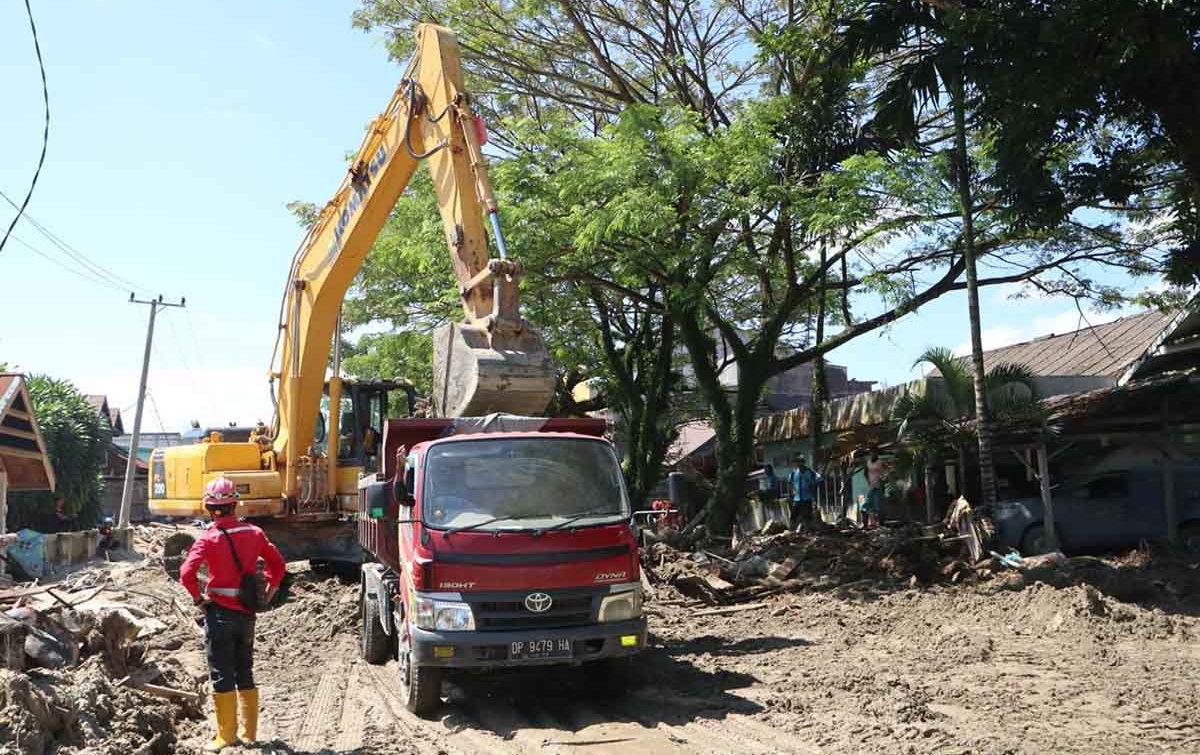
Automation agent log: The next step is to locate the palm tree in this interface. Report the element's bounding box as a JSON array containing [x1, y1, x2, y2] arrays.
[[840, 3, 999, 505], [892, 347, 1040, 505]]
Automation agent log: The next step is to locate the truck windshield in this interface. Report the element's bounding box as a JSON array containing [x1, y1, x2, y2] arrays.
[[422, 437, 629, 531]]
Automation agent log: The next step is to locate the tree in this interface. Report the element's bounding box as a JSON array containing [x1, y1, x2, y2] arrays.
[[7, 375, 111, 532], [838, 0, 1191, 507], [954, 0, 1200, 287], [352, 0, 1176, 536], [892, 346, 1040, 502], [840, 1, 1001, 505]]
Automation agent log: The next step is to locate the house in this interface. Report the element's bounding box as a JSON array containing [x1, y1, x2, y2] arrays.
[[100, 443, 149, 523], [0, 374, 56, 576], [85, 394, 124, 435], [755, 304, 1200, 525]]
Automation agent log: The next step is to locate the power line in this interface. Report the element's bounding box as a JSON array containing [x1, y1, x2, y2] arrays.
[[7, 232, 127, 291], [0, 0, 50, 256], [145, 391, 168, 434], [0, 190, 151, 293], [165, 313, 219, 420]]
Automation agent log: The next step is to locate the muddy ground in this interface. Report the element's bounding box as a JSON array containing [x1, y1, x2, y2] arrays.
[[215, 545, 1200, 755], [6, 530, 1198, 754]]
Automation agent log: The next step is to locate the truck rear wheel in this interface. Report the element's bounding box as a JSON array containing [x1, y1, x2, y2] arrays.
[[397, 623, 442, 717], [360, 588, 391, 665]]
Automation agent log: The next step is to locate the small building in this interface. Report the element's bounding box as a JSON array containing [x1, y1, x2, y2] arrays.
[[85, 394, 125, 435], [756, 304, 1200, 525], [0, 374, 56, 574], [678, 328, 876, 411], [112, 431, 183, 464]]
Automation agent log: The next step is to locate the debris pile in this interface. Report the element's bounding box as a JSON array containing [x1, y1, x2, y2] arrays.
[[0, 545, 206, 755], [642, 522, 978, 606], [260, 566, 358, 643]]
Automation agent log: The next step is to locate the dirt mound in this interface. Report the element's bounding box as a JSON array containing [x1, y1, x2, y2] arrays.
[[0, 656, 186, 755], [260, 566, 358, 643]]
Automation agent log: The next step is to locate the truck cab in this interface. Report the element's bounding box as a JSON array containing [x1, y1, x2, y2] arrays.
[[357, 417, 646, 716]]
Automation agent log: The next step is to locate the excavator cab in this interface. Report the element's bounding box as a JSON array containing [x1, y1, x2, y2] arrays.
[[314, 379, 416, 474]]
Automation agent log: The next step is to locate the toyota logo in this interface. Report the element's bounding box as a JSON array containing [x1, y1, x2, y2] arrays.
[[524, 592, 553, 613]]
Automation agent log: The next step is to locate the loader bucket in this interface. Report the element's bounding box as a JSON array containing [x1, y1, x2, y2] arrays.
[[433, 321, 557, 417]]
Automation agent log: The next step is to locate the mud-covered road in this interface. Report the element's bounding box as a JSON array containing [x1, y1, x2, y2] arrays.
[[175, 557, 1199, 755]]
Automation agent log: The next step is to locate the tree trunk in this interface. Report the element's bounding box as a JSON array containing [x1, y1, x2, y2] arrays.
[[810, 242, 828, 463], [952, 72, 997, 507], [674, 304, 762, 539], [590, 287, 676, 510]]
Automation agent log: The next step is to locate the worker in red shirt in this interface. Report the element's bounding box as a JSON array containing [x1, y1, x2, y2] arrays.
[[181, 477, 286, 751]]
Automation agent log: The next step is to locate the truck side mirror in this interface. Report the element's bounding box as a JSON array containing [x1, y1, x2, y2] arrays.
[[393, 468, 416, 506]]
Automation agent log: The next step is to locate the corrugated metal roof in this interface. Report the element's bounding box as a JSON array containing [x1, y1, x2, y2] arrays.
[[956, 310, 1174, 378]]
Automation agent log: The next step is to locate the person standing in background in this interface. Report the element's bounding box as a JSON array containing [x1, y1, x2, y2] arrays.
[[864, 451, 886, 528], [788, 456, 820, 531], [758, 463, 780, 504]]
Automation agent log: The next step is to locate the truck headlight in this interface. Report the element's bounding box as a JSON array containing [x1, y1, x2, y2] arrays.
[[435, 603, 475, 631], [599, 587, 642, 622], [412, 596, 475, 631]]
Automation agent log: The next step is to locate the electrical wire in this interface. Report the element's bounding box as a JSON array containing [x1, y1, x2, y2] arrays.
[[7, 232, 127, 291], [0, 190, 151, 293], [166, 312, 219, 421], [145, 390, 168, 433], [0, 0, 50, 256]]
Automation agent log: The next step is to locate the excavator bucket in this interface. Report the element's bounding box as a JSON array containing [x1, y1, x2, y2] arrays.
[[433, 321, 557, 417]]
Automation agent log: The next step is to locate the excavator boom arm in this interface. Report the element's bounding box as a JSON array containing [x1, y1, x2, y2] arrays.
[[270, 24, 554, 500]]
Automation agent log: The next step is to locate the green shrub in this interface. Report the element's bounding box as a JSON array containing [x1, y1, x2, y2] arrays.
[[6, 375, 110, 532]]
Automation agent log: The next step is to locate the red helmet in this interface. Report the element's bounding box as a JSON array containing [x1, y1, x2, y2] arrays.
[[202, 477, 239, 510]]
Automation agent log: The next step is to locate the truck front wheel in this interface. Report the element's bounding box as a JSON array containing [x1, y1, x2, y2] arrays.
[[360, 587, 391, 665], [398, 623, 442, 717]]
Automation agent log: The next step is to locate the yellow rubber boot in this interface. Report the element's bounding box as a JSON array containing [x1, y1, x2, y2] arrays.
[[237, 688, 259, 742], [205, 691, 239, 752]]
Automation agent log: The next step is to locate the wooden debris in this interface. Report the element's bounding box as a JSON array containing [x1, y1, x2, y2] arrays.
[[767, 555, 802, 582], [639, 567, 657, 602], [128, 682, 202, 706], [693, 602, 770, 617]]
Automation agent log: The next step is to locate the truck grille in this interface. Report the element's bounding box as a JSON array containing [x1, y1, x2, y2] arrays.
[[472, 594, 594, 631]]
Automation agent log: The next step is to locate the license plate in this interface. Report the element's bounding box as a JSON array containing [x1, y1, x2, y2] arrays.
[[510, 637, 573, 660]]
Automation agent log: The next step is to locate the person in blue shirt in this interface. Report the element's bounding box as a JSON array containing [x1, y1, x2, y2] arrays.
[[787, 455, 820, 531]]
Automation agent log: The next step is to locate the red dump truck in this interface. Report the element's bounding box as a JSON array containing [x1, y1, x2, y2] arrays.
[[356, 416, 647, 716]]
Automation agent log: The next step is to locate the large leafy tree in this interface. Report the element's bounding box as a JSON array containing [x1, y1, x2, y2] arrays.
[[350, 0, 1176, 535], [955, 0, 1200, 287], [7, 375, 111, 532]]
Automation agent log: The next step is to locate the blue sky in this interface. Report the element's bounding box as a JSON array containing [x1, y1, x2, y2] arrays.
[[0, 1, 1146, 431]]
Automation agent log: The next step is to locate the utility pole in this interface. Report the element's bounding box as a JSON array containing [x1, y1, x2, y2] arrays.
[[119, 293, 185, 529]]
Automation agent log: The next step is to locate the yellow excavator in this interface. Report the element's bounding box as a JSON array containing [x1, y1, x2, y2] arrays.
[[150, 24, 557, 564]]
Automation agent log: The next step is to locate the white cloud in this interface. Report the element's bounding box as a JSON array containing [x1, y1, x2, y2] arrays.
[[950, 306, 1135, 361], [1031, 308, 1127, 337], [952, 325, 1027, 357]]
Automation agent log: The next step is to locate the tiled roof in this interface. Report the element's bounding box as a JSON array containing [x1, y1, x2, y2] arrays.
[[957, 310, 1174, 378]]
